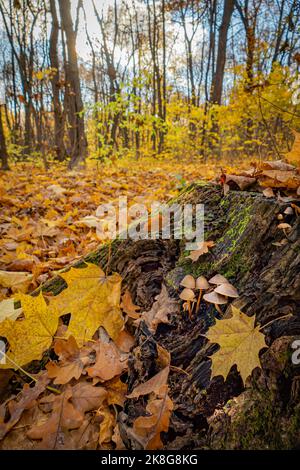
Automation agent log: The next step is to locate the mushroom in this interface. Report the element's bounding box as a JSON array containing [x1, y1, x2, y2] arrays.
[[214, 282, 239, 298], [195, 276, 210, 313], [284, 207, 293, 215], [180, 274, 196, 289], [277, 222, 292, 237], [203, 291, 227, 315], [179, 288, 195, 319], [277, 214, 284, 220], [208, 274, 229, 285]]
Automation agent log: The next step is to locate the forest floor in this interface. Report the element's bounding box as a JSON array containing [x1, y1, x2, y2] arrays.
[[0, 155, 300, 450], [0, 156, 250, 299]]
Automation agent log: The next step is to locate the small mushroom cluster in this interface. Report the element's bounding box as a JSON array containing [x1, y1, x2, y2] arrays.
[[179, 273, 239, 317]]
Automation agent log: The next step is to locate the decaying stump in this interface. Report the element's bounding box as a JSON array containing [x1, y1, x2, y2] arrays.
[[40, 183, 300, 449]]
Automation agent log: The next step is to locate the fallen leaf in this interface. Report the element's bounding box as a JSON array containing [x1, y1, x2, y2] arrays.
[[261, 160, 295, 171], [132, 389, 173, 450], [127, 366, 169, 399], [262, 187, 275, 198], [27, 387, 84, 449], [206, 306, 267, 384], [112, 424, 126, 450], [0, 298, 22, 322], [187, 240, 215, 262], [0, 270, 33, 293], [87, 341, 127, 381], [141, 284, 179, 333], [0, 292, 59, 369], [49, 264, 124, 345], [71, 382, 107, 414], [98, 406, 116, 447], [224, 174, 257, 190], [46, 336, 92, 384], [115, 330, 135, 353], [0, 374, 49, 440], [106, 377, 128, 406], [120, 290, 141, 319]]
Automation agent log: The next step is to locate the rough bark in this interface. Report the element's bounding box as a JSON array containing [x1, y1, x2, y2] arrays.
[[210, 0, 235, 104], [58, 0, 87, 168], [0, 105, 10, 170], [38, 183, 300, 449], [49, 0, 66, 162]]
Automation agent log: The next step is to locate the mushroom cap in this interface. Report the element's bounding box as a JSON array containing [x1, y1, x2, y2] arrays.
[[208, 274, 229, 285], [284, 207, 293, 215], [195, 275, 210, 290], [214, 283, 239, 298], [179, 288, 195, 301], [277, 223, 292, 230], [277, 214, 284, 220], [180, 274, 196, 289], [203, 291, 228, 305]]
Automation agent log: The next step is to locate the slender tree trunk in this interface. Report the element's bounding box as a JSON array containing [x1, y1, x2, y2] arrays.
[[49, 0, 65, 162], [0, 105, 10, 170], [58, 0, 87, 168], [210, 0, 235, 104]]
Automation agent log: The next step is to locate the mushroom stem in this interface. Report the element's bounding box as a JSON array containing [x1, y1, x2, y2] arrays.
[[214, 304, 223, 315], [196, 289, 203, 313], [188, 301, 192, 319]]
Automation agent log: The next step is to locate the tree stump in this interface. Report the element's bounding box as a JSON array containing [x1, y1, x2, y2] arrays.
[[39, 183, 300, 449]]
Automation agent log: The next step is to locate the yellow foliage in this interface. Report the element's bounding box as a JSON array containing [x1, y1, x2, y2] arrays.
[[0, 292, 59, 369], [49, 263, 124, 345]]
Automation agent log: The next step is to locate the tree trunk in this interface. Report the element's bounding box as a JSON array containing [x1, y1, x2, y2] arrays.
[[0, 105, 10, 170], [36, 183, 300, 449], [58, 0, 87, 168], [210, 0, 235, 104], [49, 0, 66, 162]]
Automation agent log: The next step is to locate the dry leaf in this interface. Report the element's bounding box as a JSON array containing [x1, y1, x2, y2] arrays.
[[0, 298, 22, 322], [121, 290, 141, 319], [114, 330, 135, 353], [87, 341, 127, 381], [27, 387, 84, 449], [132, 390, 173, 450], [0, 270, 33, 293], [0, 292, 59, 369], [261, 160, 295, 171], [98, 406, 116, 447], [0, 374, 49, 440], [71, 382, 107, 413], [106, 377, 128, 406], [206, 306, 267, 384], [141, 284, 179, 333], [46, 336, 92, 384], [262, 187, 275, 198], [187, 240, 215, 262], [49, 264, 124, 345], [127, 366, 169, 399], [224, 174, 257, 190]]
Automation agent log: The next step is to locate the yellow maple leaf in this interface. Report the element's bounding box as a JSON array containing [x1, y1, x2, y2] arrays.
[[0, 292, 59, 369], [206, 306, 267, 384], [0, 270, 33, 293], [49, 263, 124, 346]]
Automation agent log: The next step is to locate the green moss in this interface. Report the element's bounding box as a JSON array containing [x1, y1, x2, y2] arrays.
[[227, 390, 284, 450], [218, 200, 253, 254], [219, 249, 250, 280]]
